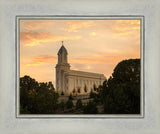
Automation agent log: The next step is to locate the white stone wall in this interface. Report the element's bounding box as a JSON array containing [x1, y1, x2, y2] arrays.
[[65, 70, 106, 95]]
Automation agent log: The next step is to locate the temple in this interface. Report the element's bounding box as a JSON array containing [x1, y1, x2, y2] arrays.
[[55, 42, 106, 95]]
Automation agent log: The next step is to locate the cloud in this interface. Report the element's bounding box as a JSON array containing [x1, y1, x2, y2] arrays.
[[112, 20, 140, 36], [70, 58, 104, 64], [20, 19, 140, 84], [20, 20, 55, 30], [23, 55, 57, 66], [92, 50, 140, 59], [23, 52, 138, 67], [71, 63, 89, 71], [66, 21, 94, 32], [91, 32, 96, 36], [20, 31, 81, 46], [23, 55, 104, 66], [85, 66, 91, 70]]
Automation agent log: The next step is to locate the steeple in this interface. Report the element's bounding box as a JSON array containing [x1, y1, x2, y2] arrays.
[[58, 41, 68, 55], [57, 41, 68, 64]]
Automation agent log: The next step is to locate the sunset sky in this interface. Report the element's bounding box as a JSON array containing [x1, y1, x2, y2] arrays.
[[20, 19, 140, 86]]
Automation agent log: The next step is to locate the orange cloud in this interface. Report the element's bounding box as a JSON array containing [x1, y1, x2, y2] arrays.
[[66, 21, 94, 32], [20, 31, 81, 46], [69, 56, 127, 65], [25, 63, 41, 66], [23, 54, 125, 67], [112, 20, 140, 36], [116, 20, 140, 25], [70, 58, 104, 64], [92, 50, 140, 59], [20, 20, 55, 30], [23, 55, 57, 66], [23, 53, 138, 67]]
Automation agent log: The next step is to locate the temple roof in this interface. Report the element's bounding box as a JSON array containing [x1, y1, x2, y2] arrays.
[[58, 45, 68, 55]]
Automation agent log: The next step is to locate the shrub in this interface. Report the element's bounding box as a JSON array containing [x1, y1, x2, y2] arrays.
[[69, 93, 73, 100], [83, 101, 98, 114], [76, 99, 83, 109], [59, 101, 65, 111], [66, 100, 73, 109], [61, 91, 64, 96], [90, 90, 96, 98]]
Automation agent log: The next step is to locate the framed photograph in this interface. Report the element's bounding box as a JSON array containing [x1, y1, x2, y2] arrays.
[[17, 16, 144, 118], [0, 0, 160, 134]]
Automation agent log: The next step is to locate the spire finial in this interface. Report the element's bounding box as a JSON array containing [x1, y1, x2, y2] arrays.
[[62, 41, 63, 45]]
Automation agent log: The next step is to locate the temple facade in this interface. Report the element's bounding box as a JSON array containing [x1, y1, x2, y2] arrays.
[[55, 43, 106, 96]]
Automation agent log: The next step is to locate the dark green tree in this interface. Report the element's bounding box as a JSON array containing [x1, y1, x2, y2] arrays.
[[20, 76, 59, 114], [20, 75, 39, 109], [47, 81, 55, 90], [102, 59, 140, 114]]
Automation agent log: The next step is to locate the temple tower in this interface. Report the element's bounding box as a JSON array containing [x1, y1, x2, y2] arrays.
[[55, 41, 70, 94]]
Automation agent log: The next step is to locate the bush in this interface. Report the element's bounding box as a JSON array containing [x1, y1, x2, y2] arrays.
[[83, 101, 98, 114], [76, 99, 83, 109], [66, 100, 73, 109], [69, 93, 73, 100], [90, 90, 96, 98], [61, 91, 64, 96], [59, 101, 65, 111]]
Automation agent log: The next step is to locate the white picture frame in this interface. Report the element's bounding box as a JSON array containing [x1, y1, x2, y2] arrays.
[[0, 0, 160, 134]]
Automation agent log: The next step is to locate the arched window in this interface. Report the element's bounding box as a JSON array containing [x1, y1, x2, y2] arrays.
[[84, 84, 87, 92]]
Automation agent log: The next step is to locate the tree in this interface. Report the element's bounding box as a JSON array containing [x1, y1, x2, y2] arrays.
[[98, 80, 109, 104], [20, 76, 59, 114], [112, 59, 140, 84], [47, 81, 55, 90], [102, 59, 140, 114], [20, 75, 39, 109], [20, 75, 39, 91]]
